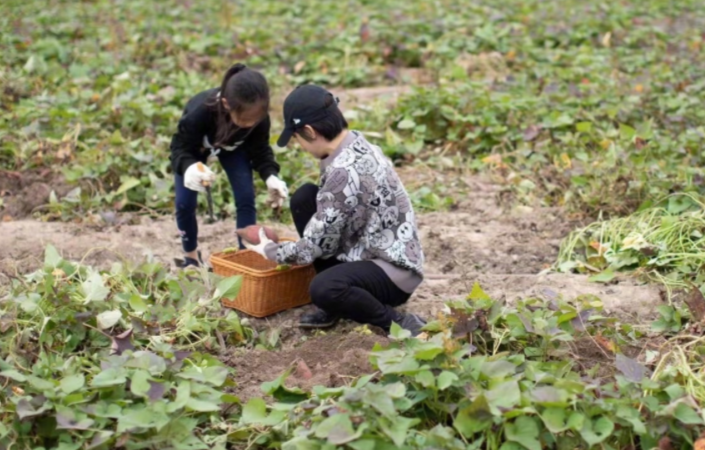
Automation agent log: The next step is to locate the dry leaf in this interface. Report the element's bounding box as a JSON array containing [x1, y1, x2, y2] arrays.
[[293, 61, 306, 74], [589, 241, 608, 255], [505, 49, 516, 61], [658, 437, 673, 450], [2, 215, 13, 222], [523, 124, 541, 141], [594, 334, 616, 353], [51, 269, 66, 278], [294, 359, 313, 380], [684, 285, 705, 323], [601, 32, 612, 48], [482, 154, 503, 165]]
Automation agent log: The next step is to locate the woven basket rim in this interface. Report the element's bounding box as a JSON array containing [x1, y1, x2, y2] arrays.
[[210, 250, 311, 277]]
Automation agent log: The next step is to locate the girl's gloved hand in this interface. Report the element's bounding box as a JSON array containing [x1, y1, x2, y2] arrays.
[[184, 162, 217, 192], [265, 175, 289, 209]]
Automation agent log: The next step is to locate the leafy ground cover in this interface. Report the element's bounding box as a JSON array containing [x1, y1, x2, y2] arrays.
[[3, 0, 705, 221], [3, 0, 705, 448]]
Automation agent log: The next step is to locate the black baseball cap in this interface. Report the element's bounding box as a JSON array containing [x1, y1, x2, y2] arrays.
[[277, 84, 339, 147]]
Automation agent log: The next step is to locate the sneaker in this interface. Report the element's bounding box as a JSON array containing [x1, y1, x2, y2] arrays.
[[299, 309, 340, 329], [175, 251, 204, 270], [396, 313, 426, 337]]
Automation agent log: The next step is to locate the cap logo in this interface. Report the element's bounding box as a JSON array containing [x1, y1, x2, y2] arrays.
[[293, 118, 301, 125]]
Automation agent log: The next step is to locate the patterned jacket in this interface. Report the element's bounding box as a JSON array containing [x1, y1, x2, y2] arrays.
[[266, 131, 424, 277]]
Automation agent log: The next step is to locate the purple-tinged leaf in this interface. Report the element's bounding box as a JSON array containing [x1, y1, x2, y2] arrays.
[[147, 381, 166, 402], [56, 412, 94, 430], [571, 309, 593, 332], [110, 329, 134, 355], [615, 354, 646, 383]]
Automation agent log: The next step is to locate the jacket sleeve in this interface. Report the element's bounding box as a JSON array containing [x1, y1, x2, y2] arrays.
[[265, 166, 356, 266], [169, 103, 210, 176], [246, 115, 280, 182]]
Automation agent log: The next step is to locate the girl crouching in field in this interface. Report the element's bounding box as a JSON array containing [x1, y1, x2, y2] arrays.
[[169, 64, 289, 268], [245, 85, 426, 336]]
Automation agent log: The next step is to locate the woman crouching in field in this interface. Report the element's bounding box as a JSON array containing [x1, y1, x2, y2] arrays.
[[245, 85, 426, 336]]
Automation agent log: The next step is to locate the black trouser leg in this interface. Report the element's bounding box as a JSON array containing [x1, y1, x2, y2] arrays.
[[309, 261, 410, 329]]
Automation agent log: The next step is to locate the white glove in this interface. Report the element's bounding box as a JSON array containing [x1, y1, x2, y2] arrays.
[[184, 163, 217, 193], [242, 228, 273, 258], [265, 175, 289, 209]]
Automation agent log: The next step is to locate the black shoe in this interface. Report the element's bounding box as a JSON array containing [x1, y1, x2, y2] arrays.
[[299, 309, 340, 329], [395, 313, 426, 337], [175, 251, 203, 269]]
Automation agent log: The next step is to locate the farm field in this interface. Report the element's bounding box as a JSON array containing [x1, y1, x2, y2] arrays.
[[2, 0, 705, 448]]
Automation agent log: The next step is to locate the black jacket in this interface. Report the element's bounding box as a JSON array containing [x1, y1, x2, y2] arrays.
[[169, 88, 280, 180]]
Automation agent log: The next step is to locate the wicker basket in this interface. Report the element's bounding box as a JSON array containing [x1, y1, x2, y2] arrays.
[[209, 245, 315, 318]]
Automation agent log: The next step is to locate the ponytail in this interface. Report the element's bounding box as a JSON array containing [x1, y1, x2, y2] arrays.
[[218, 63, 247, 100], [210, 63, 270, 146]]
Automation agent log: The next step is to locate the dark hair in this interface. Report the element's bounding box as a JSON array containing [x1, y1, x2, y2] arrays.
[[297, 94, 348, 142], [210, 63, 270, 146]]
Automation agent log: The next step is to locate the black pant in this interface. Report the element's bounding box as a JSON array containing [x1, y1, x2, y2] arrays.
[[290, 183, 410, 329]]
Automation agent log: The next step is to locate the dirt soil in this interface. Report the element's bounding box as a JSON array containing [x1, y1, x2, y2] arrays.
[[1, 168, 73, 220], [223, 332, 387, 401]]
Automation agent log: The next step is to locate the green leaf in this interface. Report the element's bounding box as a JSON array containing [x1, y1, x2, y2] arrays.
[[481, 360, 516, 379], [114, 177, 141, 196], [1, 370, 27, 382], [27, 375, 55, 391], [505, 416, 541, 450], [531, 386, 565, 406], [616, 405, 646, 434], [619, 123, 637, 140], [185, 397, 221, 412], [348, 440, 376, 450], [487, 380, 521, 410], [96, 309, 122, 329], [414, 341, 444, 360], [242, 398, 267, 424], [91, 368, 127, 388], [128, 295, 148, 314], [314, 414, 360, 445], [130, 370, 151, 397], [214, 276, 243, 300], [60, 374, 85, 394], [579, 416, 614, 446], [44, 245, 62, 267], [82, 272, 110, 302], [380, 416, 418, 447], [203, 366, 229, 386], [167, 381, 191, 413], [576, 122, 593, 133], [664, 384, 684, 400], [260, 370, 309, 403], [437, 371, 458, 390], [541, 407, 568, 433], [454, 395, 493, 437], [588, 268, 615, 283], [390, 321, 412, 340], [397, 118, 416, 130], [567, 411, 585, 431], [674, 403, 703, 425], [415, 370, 435, 388], [468, 282, 491, 301]]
